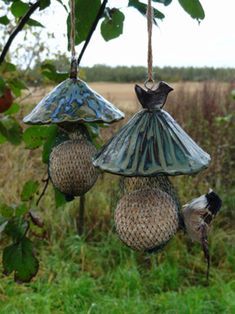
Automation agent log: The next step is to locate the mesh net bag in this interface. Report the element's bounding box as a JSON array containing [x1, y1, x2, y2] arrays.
[[49, 131, 98, 197], [120, 176, 180, 210], [115, 188, 179, 252]]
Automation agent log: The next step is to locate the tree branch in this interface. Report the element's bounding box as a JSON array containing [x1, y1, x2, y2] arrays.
[[77, 0, 108, 67], [0, 1, 40, 65]]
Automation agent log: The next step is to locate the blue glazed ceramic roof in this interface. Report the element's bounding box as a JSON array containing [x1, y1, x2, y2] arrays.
[[23, 78, 124, 125]]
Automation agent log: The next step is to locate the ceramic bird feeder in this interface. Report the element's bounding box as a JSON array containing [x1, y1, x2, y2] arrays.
[[23, 77, 124, 126], [22, 0, 126, 199], [93, 82, 210, 176], [93, 81, 211, 252], [23, 61, 125, 198]]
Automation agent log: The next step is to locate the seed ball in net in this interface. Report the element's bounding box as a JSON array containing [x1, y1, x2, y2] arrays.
[[49, 136, 98, 197], [115, 188, 179, 252], [120, 176, 180, 210]]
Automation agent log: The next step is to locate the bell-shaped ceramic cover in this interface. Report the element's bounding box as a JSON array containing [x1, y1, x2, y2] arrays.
[[23, 78, 124, 125], [93, 82, 211, 176]]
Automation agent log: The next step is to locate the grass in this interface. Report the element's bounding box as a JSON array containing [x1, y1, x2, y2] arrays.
[[0, 227, 234, 313], [0, 81, 235, 313]]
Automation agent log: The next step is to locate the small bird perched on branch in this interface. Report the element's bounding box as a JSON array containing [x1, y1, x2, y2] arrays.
[[181, 189, 222, 281]]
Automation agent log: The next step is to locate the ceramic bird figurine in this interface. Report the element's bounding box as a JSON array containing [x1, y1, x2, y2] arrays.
[[182, 189, 222, 280], [135, 81, 173, 109]]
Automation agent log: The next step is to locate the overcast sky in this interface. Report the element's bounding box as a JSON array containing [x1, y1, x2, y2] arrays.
[[37, 0, 235, 68]]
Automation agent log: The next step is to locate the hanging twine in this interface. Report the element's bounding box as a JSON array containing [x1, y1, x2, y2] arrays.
[[145, 0, 154, 89], [69, 0, 77, 78]]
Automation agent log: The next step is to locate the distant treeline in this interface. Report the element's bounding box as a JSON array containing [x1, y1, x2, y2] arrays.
[[82, 65, 235, 82], [25, 58, 235, 84]]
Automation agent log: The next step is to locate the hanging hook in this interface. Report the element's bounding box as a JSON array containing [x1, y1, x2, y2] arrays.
[[144, 78, 155, 90], [70, 57, 77, 79]]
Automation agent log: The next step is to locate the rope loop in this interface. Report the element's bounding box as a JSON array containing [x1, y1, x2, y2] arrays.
[[144, 78, 155, 90], [146, 0, 154, 85], [69, 0, 77, 78]]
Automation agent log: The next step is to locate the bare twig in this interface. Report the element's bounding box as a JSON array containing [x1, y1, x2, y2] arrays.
[[36, 175, 50, 206], [0, 1, 40, 65], [77, 0, 108, 67], [76, 194, 85, 235]]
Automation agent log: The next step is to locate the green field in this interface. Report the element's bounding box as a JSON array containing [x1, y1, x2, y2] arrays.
[[0, 82, 234, 313]]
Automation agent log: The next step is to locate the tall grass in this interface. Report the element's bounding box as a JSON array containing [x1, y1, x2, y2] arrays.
[[0, 81, 234, 313]]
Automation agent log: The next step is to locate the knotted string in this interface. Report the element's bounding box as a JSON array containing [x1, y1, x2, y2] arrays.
[[145, 0, 154, 89], [69, 0, 77, 78]]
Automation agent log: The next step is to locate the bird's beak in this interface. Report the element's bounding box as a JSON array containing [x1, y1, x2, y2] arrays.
[[208, 188, 213, 193]]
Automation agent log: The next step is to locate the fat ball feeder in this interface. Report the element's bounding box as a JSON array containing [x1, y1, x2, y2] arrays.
[[23, 66, 124, 198], [93, 82, 211, 252], [23, 0, 124, 199], [93, 0, 211, 253]]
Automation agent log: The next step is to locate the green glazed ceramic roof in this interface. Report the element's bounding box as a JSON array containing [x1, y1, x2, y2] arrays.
[[93, 109, 211, 176], [93, 82, 210, 177], [23, 78, 124, 125]]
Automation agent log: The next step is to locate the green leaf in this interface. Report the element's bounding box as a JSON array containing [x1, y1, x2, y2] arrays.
[[178, 0, 205, 20], [0, 203, 13, 218], [42, 70, 68, 83], [3, 103, 20, 115], [0, 117, 22, 145], [41, 63, 57, 72], [27, 18, 44, 27], [54, 188, 67, 208], [0, 76, 6, 96], [41, 63, 68, 83], [0, 217, 8, 234], [128, 0, 165, 23], [39, 0, 51, 10], [4, 218, 28, 241], [42, 125, 58, 163], [101, 8, 125, 41], [83, 122, 103, 148], [11, 1, 29, 17], [10, 78, 27, 90], [15, 204, 28, 217], [3, 237, 39, 282], [67, 0, 101, 46], [0, 203, 27, 221], [21, 180, 39, 202], [84, 122, 101, 139], [0, 62, 16, 74], [0, 15, 10, 25], [23, 126, 47, 149], [152, 0, 172, 5], [23, 125, 56, 149], [8, 78, 27, 97], [56, 0, 68, 12]]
